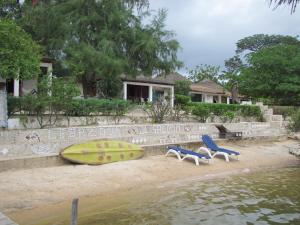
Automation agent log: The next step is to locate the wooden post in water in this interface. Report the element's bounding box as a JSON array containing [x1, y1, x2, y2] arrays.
[[71, 198, 79, 225]]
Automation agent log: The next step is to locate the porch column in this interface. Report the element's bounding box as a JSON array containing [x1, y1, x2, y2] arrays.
[[227, 97, 230, 104], [218, 95, 222, 103], [148, 85, 153, 102], [123, 82, 127, 100], [203, 94, 207, 103], [170, 86, 174, 107], [13, 79, 19, 97]]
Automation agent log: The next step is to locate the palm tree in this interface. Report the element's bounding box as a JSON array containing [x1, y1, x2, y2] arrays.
[[270, 0, 299, 13]]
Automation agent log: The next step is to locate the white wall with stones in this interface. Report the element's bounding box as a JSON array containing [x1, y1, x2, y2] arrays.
[[0, 121, 285, 159]]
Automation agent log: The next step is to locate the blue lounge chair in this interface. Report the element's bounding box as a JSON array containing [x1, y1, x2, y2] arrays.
[[201, 135, 240, 162], [166, 146, 211, 165]]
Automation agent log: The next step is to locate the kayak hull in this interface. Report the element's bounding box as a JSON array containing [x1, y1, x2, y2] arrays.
[[60, 140, 144, 165]]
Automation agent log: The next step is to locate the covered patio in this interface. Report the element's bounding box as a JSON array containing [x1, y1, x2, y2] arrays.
[[122, 75, 174, 107]]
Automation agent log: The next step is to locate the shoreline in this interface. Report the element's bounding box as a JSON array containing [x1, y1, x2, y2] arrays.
[[0, 139, 299, 223], [7, 164, 300, 225]]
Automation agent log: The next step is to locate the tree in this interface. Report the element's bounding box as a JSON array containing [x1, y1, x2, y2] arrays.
[[0, 0, 22, 19], [270, 0, 299, 13], [236, 34, 300, 55], [0, 19, 40, 128], [21, 0, 183, 98], [0, 19, 41, 80], [220, 55, 243, 103], [239, 44, 300, 105], [188, 64, 220, 83], [174, 80, 191, 96]]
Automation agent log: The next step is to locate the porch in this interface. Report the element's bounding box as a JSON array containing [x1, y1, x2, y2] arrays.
[[123, 81, 174, 107], [4, 61, 52, 97], [190, 92, 230, 104]]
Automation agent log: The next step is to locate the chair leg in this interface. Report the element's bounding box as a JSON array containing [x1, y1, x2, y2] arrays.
[[213, 152, 230, 162], [181, 154, 199, 166], [165, 149, 181, 160]]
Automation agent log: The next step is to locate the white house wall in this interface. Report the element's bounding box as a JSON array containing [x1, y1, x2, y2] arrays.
[[22, 79, 37, 95], [205, 95, 214, 103]]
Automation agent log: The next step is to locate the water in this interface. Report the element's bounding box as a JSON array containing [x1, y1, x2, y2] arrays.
[[14, 167, 300, 225]]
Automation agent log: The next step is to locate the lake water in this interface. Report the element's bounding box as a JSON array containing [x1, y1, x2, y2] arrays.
[[13, 167, 300, 225]]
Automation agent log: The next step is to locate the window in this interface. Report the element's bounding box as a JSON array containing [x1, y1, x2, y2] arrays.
[[191, 93, 202, 102]]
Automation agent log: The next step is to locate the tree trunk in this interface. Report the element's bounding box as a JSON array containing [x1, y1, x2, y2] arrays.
[[231, 83, 240, 104], [81, 75, 96, 99], [81, 77, 89, 99]]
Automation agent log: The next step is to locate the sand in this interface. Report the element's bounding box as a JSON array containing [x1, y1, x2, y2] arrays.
[[0, 139, 299, 217]]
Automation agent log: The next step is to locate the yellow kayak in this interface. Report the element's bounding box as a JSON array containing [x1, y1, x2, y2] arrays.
[[60, 140, 144, 165]]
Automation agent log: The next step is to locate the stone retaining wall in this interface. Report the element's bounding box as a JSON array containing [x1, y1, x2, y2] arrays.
[[0, 122, 286, 160]]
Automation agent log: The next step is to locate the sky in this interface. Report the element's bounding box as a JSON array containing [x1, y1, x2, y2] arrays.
[[148, 0, 300, 75]]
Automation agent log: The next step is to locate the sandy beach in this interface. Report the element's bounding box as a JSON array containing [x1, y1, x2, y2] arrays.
[[0, 139, 299, 219]]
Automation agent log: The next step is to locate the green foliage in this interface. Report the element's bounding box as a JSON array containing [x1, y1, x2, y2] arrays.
[[9, 96, 130, 118], [172, 95, 191, 122], [0, 19, 41, 80], [190, 103, 262, 122], [239, 44, 300, 105], [192, 105, 210, 122], [8, 77, 80, 128], [272, 106, 299, 119], [7, 95, 22, 116], [67, 99, 131, 117], [174, 80, 191, 95], [188, 64, 220, 83], [21, 1, 182, 98], [175, 94, 191, 106], [0, 0, 22, 19], [220, 55, 243, 100], [96, 76, 122, 98], [220, 111, 235, 123], [236, 34, 300, 55], [288, 109, 300, 132]]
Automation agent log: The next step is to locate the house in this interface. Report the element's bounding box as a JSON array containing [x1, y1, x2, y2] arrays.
[[0, 58, 53, 97], [156, 73, 231, 104], [121, 75, 174, 107], [189, 79, 231, 104]]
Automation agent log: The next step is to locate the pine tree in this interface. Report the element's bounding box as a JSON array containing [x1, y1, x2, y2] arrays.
[[21, 0, 182, 98]]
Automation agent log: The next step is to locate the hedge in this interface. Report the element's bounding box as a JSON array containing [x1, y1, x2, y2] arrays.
[[8, 96, 131, 117], [175, 94, 191, 106], [190, 102, 263, 121]]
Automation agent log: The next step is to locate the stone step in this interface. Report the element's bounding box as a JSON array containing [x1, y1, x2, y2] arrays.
[[271, 115, 283, 122], [263, 108, 273, 115]]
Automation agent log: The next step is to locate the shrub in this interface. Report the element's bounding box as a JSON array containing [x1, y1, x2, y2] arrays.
[[174, 80, 191, 96], [175, 94, 191, 106], [272, 106, 298, 120], [288, 109, 300, 132], [192, 105, 210, 122], [7, 95, 22, 116], [144, 97, 171, 123], [220, 111, 235, 123], [189, 102, 262, 122], [67, 98, 131, 117]]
